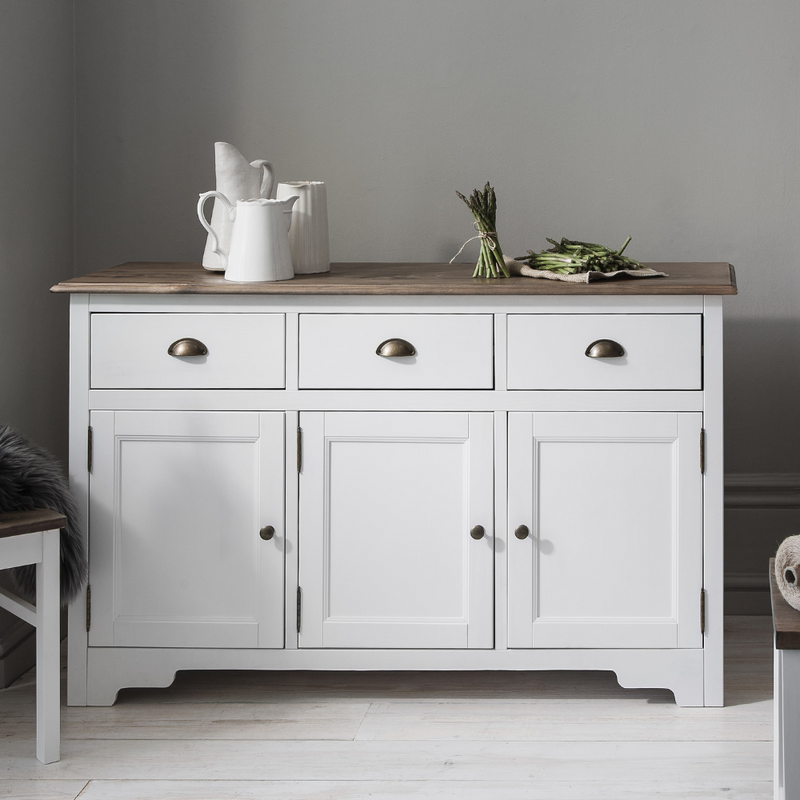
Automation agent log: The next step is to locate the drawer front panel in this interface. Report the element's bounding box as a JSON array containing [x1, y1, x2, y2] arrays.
[[507, 314, 701, 390], [91, 313, 285, 389], [299, 314, 494, 389]]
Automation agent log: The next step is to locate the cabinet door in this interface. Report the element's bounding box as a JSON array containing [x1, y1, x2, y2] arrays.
[[508, 412, 702, 650], [89, 411, 285, 648], [299, 412, 494, 649]]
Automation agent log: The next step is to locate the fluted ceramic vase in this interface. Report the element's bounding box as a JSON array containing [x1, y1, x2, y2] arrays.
[[276, 181, 330, 274]]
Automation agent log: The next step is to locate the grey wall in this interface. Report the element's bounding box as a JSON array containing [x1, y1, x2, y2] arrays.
[[0, 0, 74, 684], [74, 0, 799, 480], [0, 0, 74, 464]]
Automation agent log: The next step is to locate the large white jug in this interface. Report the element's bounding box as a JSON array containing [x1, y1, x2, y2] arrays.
[[201, 142, 275, 272], [198, 191, 299, 282]]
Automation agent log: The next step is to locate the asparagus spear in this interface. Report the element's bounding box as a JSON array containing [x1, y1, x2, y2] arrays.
[[517, 236, 647, 273]]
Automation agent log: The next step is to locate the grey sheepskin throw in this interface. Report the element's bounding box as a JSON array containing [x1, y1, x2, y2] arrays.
[[0, 426, 87, 605]]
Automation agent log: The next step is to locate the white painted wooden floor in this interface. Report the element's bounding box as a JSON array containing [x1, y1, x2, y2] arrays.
[[0, 617, 773, 799]]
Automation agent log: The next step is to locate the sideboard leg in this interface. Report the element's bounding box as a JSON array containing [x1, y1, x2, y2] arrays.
[[703, 296, 724, 707], [775, 648, 800, 800]]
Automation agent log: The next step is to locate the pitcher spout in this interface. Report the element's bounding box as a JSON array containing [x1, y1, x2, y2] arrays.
[[280, 195, 300, 230]]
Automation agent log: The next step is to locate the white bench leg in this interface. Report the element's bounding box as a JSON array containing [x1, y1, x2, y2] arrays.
[[775, 647, 800, 800], [36, 529, 60, 764]]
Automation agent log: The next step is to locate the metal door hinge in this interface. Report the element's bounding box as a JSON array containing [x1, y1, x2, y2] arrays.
[[87, 426, 93, 473], [297, 427, 302, 473], [86, 584, 91, 632], [296, 586, 302, 633], [700, 588, 706, 634], [700, 428, 705, 474]]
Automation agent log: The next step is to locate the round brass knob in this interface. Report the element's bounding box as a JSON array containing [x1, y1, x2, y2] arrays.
[[376, 338, 416, 358], [259, 525, 275, 541], [585, 339, 624, 358], [514, 525, 530, 540], [168, 338, 209, 357], [470, 525, 485, 540]]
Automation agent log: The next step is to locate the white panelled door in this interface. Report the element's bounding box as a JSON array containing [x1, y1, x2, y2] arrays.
[[508, 412, 703, 650], [89, 411, 285, 648], [299, 412, 494, 649]]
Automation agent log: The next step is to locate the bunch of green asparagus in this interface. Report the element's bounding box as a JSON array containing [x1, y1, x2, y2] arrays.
[[516, 236, 647, 274], [455, 183, 510, 278]]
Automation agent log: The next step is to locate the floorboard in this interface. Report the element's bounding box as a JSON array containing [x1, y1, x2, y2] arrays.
[[0, 616, 774, 799]]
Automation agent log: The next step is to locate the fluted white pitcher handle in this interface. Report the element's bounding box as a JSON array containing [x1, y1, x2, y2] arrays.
[[197, 191, 234, 269]]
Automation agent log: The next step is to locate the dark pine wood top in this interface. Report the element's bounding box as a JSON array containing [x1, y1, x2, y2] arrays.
[[0, 509, 66, 539], [771, 558, 800, 650], [52, 261, 738, 296]]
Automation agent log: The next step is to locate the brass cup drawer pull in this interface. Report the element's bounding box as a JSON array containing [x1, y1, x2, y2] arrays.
[[259, 525, 275, 541], [168, 338, 209, 357], [470, 525, 485, 540], [514, 525, 530, 540], [376, 338, 416, 358], [585, 339, 625, 359]]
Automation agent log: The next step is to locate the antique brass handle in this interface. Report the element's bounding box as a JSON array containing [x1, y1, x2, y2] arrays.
[[585, 339, 625, 358], [514, 525, 530, 540], [470, 525, 485, 540], [376, 338, 416, 358], [259, 525, 275, 541], [168, 338, 208, 357]]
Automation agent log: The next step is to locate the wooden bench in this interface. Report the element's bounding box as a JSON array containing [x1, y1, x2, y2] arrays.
[[771, 557, 800, 800], [0, 509, 64, 763]]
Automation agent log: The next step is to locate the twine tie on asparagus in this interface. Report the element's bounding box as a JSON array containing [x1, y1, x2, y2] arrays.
[[449, 222, 498, 264]]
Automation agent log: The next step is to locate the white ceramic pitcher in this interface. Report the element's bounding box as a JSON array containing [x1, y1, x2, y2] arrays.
[[197, 191, 299, 282], [201, 143, 276, 272]]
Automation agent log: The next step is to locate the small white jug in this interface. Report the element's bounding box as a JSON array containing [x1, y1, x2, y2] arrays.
[[198, 191, 299, 282], [276, 181, 330, 274]]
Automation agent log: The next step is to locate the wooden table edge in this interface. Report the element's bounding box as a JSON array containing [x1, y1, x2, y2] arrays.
[[0, 509, 66, 539]]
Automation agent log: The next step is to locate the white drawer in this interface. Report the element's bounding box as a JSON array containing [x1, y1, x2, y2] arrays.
[[506, 314, 701, 390], [91, 313, 285, 389], [299, 314, 494, 389]]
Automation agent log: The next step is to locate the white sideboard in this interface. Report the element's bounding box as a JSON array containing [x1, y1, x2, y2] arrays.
[[53, 261, 737, 707]]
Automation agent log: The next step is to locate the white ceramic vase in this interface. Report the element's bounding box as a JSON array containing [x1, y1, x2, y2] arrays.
[[202, 142, 276, 272], [276, 181, 330, 274]]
